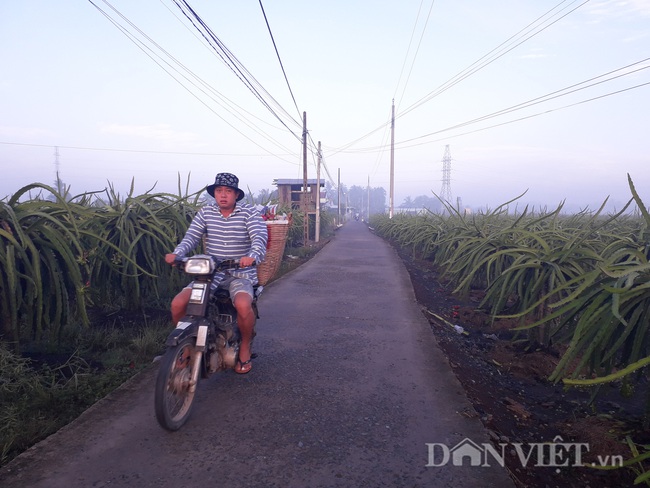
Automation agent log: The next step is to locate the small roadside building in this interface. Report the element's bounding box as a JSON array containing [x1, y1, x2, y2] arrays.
[[273, 178, 326, 242], [273, 178, 325, 213]]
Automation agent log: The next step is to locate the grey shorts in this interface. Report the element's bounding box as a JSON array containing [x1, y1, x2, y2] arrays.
[[217, 276, 255, 300], [185, 277, 254, 300]]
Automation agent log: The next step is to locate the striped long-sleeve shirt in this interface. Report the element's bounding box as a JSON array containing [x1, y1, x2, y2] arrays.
[[173, 202, 268, 287]]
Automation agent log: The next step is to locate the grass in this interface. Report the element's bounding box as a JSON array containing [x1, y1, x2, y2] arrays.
[[0, 313, 171, 467]]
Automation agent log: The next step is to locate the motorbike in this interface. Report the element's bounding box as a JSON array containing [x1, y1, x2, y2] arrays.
[[154, 255, 261, 431]]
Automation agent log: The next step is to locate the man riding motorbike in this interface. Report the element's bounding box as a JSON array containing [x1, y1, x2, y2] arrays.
[[165, 173, 267, 374]]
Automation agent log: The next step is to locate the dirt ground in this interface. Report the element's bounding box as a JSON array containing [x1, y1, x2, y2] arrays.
[[395, 247, 648, 488]]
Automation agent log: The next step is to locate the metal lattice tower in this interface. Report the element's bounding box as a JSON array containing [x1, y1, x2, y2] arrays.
[[440, 145, 452, 204], [54, 146, 63, 193]]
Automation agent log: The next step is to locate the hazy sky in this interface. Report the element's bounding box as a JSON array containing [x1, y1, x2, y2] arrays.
[[1, 0, 649, 211]]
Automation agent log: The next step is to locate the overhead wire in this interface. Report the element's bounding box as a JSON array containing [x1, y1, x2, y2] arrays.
[[183, 0, 323, 185], [394, 0, 436, 111], [392, 0, 425, 106], [45, 0, 641, 190], [368, 106, 396, 182], [258, 0, 302, 121], [395, 80, 650, 149], [172, 0, 303, 133], [396, 0, 590, 120], [89, 0, 300, 163], [171, 0, 311, 173], [365, 0, 435, 186], [329, 0, 437, 176], [157, 0, 291, 131], [256, 0, 321, 182], [343, 57, 650, 152], [343, 76, 650, 155], [327, 0, 589, 156], [397, 58, 650, 146]]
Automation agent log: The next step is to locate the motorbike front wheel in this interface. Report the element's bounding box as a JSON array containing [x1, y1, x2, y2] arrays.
[[155, 336, 200, 431]]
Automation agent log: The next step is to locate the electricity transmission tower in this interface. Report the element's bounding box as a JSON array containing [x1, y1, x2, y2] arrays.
[[440, 145, 452, 204], [54, 146, 64, 193]]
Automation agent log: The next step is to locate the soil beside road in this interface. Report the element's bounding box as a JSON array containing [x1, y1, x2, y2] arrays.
[[393, 242, 641, 487], [0, 221, 513, 488]]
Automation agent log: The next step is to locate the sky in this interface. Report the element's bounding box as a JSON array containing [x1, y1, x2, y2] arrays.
[[1, 0, 649, 212]]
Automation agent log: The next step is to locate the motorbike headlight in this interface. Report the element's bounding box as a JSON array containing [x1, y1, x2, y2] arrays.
[[184, 257, 214, 274]]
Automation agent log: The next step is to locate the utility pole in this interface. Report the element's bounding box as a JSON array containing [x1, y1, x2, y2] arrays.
[[302, 111, 308, 244], [367, 175, 370, 220], [337, 168, 341, 226], [389, 99, 395, 219], [316, 141, 321, 242], [440, 144, 452, 205]]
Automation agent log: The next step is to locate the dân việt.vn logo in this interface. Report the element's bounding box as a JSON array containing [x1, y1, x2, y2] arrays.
[[426, 436, 623, 471]]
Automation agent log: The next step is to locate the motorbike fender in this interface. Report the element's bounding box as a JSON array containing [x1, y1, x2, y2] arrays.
[[165, 318, 210, 349]]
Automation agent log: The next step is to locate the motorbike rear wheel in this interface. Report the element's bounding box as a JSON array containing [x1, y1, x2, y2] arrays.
[[155, 336, 200, 431]]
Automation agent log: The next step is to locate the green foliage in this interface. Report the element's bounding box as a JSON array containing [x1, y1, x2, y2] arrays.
[[372, 179, 650, 483], [333, 183, 386, 216], [371, 176, 650, 392], [0, 316, 169, 467], [83, 181, 191, 310], [0, 176, 326, 350], [1, 184, 94, 347], [283, 207, 336, 246], [0, 178, 196, 348]]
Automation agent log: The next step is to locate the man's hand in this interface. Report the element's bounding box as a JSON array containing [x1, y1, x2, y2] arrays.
[[239, 256, 256, 268], [165, 253, 178, 265]]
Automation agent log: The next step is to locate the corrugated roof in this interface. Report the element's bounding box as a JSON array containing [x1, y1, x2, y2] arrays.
[[273, 179, 325, 186]]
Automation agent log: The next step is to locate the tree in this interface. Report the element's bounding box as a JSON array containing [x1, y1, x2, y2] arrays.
[[348, 185, 365, 213], [399, 194, 442, 213], [253, 188, 277, 205], [400, 196, 414, 208], [368, 187, 387, 216], [325, 182, 386, 216], [325, 181, 345, 207]]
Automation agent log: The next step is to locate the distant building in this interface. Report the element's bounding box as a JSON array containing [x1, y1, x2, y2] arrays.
[[274, 178, 327, 242], [273, 178, 326, 214]]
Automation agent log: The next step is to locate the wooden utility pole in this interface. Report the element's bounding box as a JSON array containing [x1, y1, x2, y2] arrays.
[[367, 175, 370, 220], [316, 141, 321, 242], [337, 168, 341, 226], [302, 111, 308, 244], [389, 99, 395, 219]]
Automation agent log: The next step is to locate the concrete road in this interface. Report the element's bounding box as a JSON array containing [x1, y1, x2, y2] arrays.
[[0, 221, 513, 488]]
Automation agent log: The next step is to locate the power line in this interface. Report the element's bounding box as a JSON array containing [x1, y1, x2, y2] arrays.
[[0, 141, 297, 160], [394, 0, 436, 110], [335, 57, 650, 154], [172, 0, 302, 132], [397, 80, 650, 149], [258, 0, 301, 120], [88, 0, 300, 162], [397, 0, 589, 120], [328, 0, 589, 155], [396, 62, 650, 148]]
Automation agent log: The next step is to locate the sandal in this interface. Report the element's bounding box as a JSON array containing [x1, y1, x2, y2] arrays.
[[235, 357, 253, 374]]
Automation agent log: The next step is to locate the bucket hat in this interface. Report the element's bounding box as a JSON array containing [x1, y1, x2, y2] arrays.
[[206, 172, 245, 201]]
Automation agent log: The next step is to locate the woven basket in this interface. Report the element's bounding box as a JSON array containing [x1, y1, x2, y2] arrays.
[[257, 220, 290, 285]]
